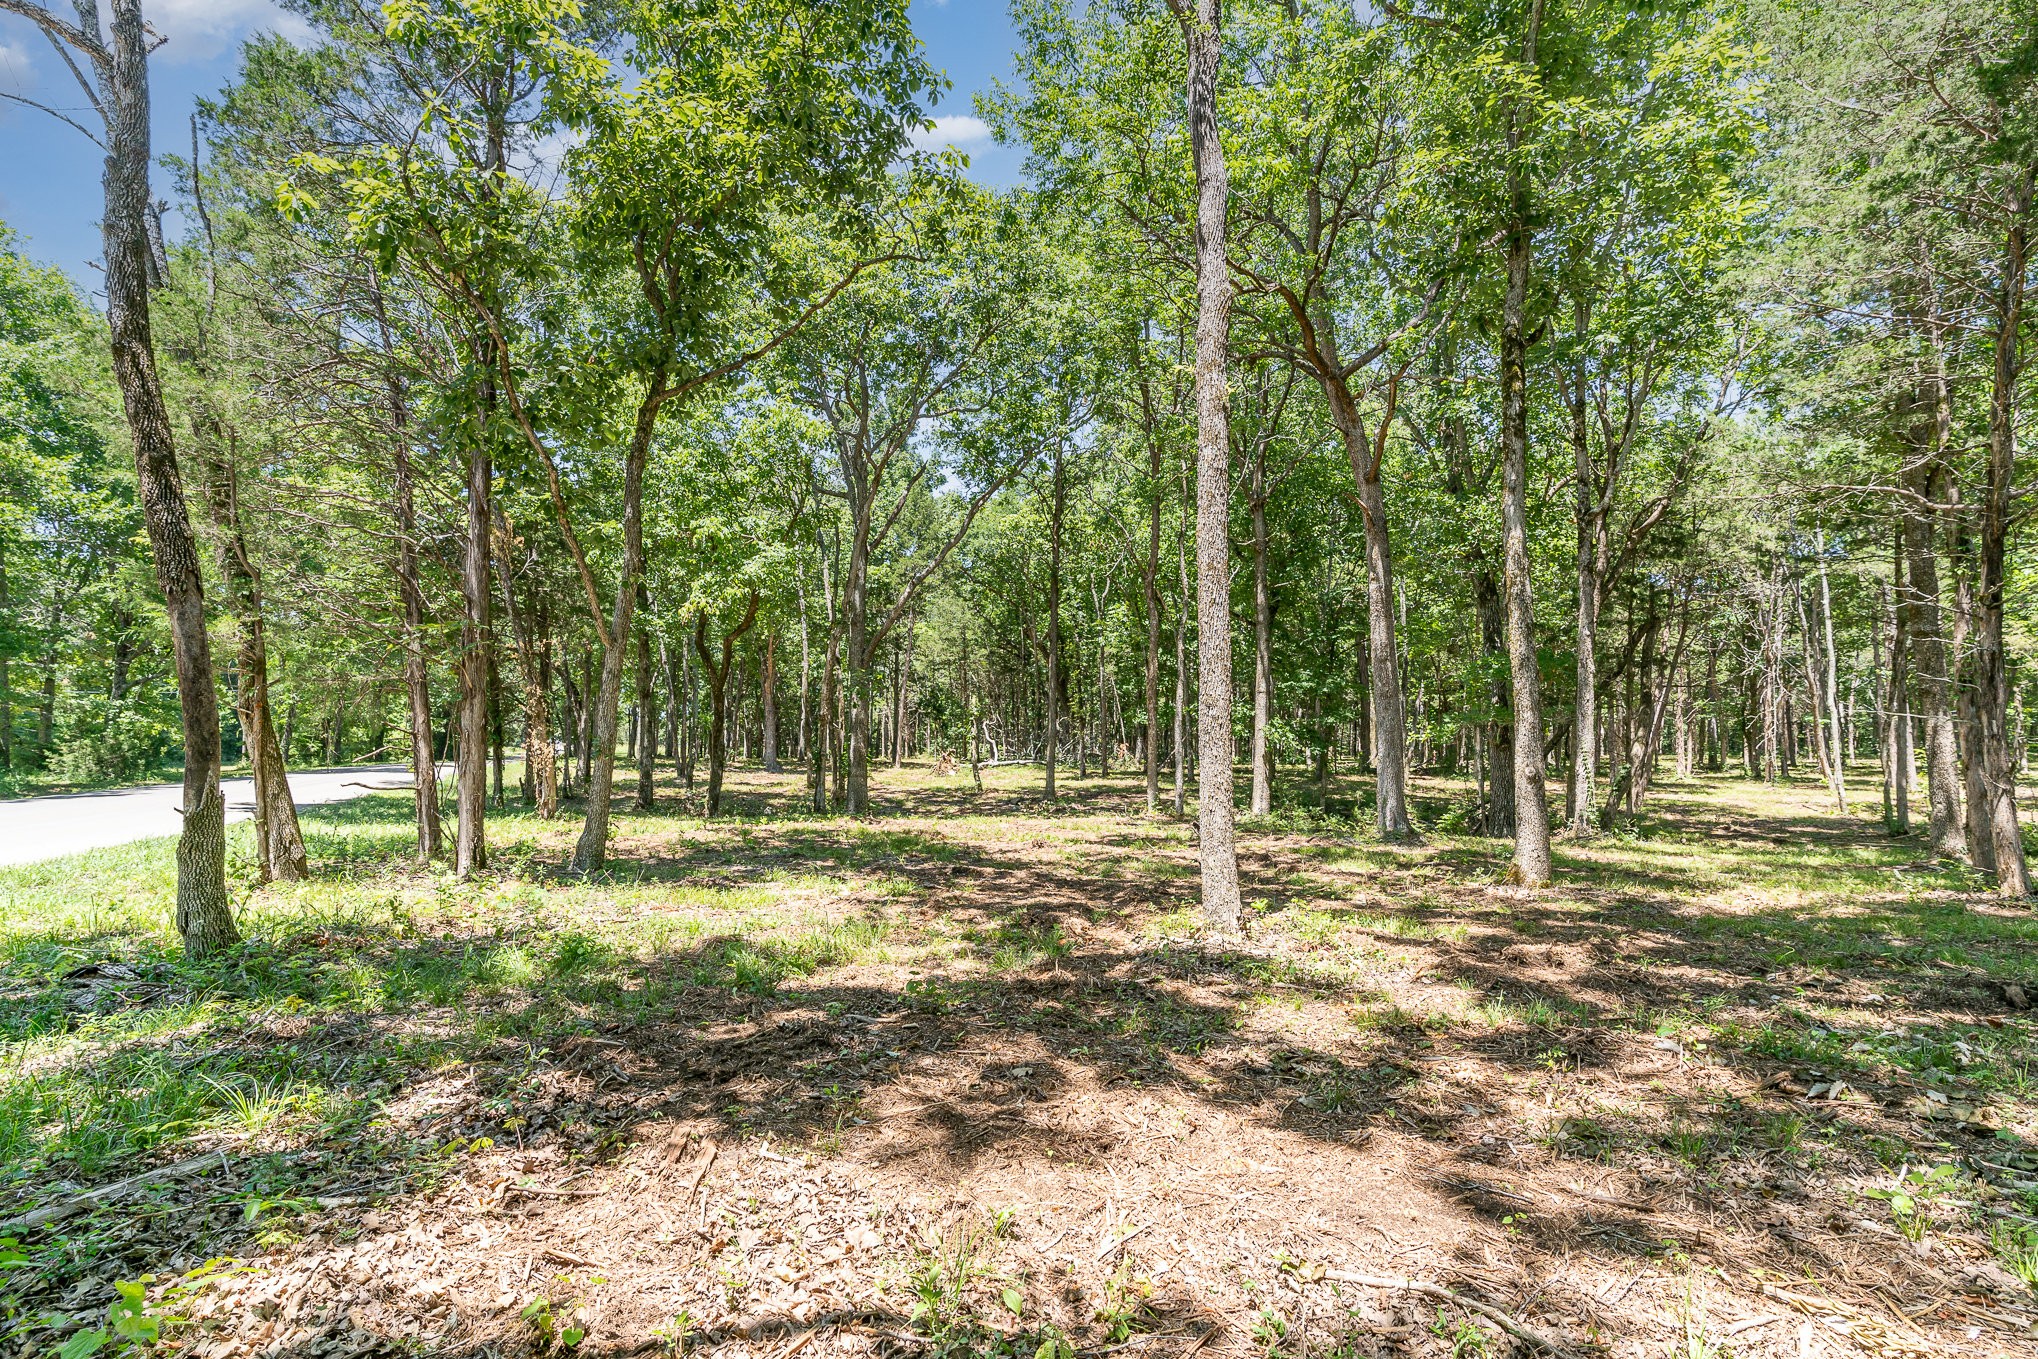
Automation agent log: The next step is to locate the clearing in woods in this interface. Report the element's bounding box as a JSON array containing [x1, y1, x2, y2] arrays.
[[3, 765, 2038, 1358]]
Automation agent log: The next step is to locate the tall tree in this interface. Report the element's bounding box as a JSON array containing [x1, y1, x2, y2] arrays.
[[1168, 0, 1243, 932], [0, 0, 240, 954]]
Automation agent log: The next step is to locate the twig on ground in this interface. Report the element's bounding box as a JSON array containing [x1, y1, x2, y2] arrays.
[[1320, 1270, 1575, 1357]]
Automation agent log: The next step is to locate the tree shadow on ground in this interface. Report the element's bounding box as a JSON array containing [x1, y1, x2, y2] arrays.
[[6, 768, 2033, 1355]]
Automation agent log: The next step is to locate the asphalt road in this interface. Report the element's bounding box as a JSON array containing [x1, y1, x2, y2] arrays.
[[0, 764, 444, 868]]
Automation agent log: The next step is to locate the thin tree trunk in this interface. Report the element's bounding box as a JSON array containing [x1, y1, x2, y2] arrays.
[[1498, 2, 1552, 886], [571, 375, 665, 871], [1249, 443, 1273, 817], [636, 616, 656, 810], [1569, 314, 1602, 834], [762, 629, 782, 773], [1817, 540, 1846, 811], [193, 418, 307, 882], [1173, 489, 1190, 819], [1474, 563, 1516, 837], [696, 593, 761, 818], [1975, 168, 2033, 895], [1144, 434, 1163, 813], [1046, 443, 1064, 801]]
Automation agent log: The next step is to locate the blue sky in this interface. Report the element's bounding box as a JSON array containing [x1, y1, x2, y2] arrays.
[[0, 0, 1024, 293]]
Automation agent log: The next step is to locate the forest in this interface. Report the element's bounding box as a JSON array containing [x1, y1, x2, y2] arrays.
[[0, 0, 2036, 1355]]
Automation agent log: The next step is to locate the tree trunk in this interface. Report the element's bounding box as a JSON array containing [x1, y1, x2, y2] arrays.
[[1249, 445, 1273, 817], [797, 598, 812, 764], [571, 377, 664, 871], [96, 0, 237, 953], [1887, 541, 1911, 833], [762, 629, 781, 773], [1096, 582, 1113, 779], [1045, 443, 1064, 801], [193, 417, 308, 883], [696, 592, 761, 818], [1474, 561, 1516, 837], [491, 527, 555, 820], [1498, 40, 1552, 885], [1902, 458, 1964, 858], [1817, 541, 1846, 811], [0, 560, 10, 770], [1177, 0, 1242, 932], [844, 503, 874, 813], [455, 420, 492, 875], [1975, 169, 2033, 895], [636, 618, 656, 809], [1143, 435, 1163, 814]]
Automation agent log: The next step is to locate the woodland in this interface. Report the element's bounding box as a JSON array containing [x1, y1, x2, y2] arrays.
[[1, 0, 2037, 1356]]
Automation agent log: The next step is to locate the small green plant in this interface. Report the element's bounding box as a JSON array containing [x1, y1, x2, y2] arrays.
[[650, 1309, 695, 1353], [1248, 1306, 1287, 1349], [1095, 1263, 1157, 1343], [1867, 1163, 1959, 1243], [1032, 1333, 1077, 1359], [50, 1260, 241, 1358], [1662, 1122, 1711, 1166], [1992, 1222, 2038, 1288], [1430, 1309, 1492, 1358], [1755, 1111, 1808, 1154], [521, 1295, 587, 1351], [1670, 1272, 1728, 1359], [907, 1218, 993, 1338]]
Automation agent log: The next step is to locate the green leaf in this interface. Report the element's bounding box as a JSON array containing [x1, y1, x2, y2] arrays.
[[1002, 1287, 1024, 1316], [55, 1331, 111, 1359]]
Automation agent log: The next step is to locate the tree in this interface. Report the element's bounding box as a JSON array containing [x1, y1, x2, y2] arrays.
[[1168, 0, 1244, 933], [0, 0, 240, 955]]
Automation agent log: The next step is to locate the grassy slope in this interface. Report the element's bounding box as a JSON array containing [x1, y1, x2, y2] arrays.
[[2, 764, 2036, 1357]]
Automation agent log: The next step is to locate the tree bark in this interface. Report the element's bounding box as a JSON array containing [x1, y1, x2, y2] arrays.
[[1474, 561, 1516, 837], [571, 376, 664, 871], [1817, 540, 1846, 811], [1143, 431, 1164, 815], [1974, 167, 2033, 895], [193, 417, 308, 883], [1045, 442, 1065, 801], [636, 616, 656, 810], [1498, 4, 1552, 885], [762, 629, 781, 773], [1175, 0, 1242, 931], [375, 284, 451, 851], [1328, 391, 1413, 837], [1249, 438, 1274, 817], [695, 592, 761, 818], [1901, 453, 1964, 859], [491, 523, 555, 820], [93, 0, 238, 953]]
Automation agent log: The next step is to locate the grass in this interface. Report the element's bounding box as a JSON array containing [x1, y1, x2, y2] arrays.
[[3, 761, 2037, 1357]]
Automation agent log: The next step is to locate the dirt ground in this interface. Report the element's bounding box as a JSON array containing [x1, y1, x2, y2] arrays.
[[6, 763, 2038, 1359]]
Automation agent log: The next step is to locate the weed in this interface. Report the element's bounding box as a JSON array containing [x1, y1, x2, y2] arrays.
[[1429, 1309, 1492, 1358], [1867, 1163, 1959, 1244], [522, 1294, 587, 1351], [1991, 1222, 2038, 1287]]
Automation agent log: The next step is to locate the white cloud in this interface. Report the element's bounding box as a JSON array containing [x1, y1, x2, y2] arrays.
[[908, 114, 991, 153], [145, 0, 316, 64]]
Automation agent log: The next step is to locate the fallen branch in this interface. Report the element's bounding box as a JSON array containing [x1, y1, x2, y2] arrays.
[[1321, 1270, 1576, 1357], [0, 1153, 226, 1235]]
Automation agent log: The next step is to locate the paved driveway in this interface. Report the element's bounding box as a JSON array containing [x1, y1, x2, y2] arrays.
[[0, 764, 444, 867]]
